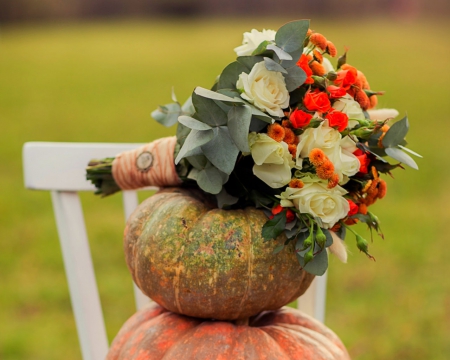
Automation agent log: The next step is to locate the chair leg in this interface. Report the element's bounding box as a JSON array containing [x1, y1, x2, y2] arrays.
[[51, 191, 109, 360]]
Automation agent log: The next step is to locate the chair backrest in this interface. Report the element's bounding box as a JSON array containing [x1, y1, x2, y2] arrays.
[[22, 141, 327, 360]]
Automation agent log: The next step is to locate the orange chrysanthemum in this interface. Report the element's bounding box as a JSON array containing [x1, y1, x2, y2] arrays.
[[344, 218, 359, 226], [288, 144, 297, 158], [355, 89, 370, 111], [316, 160, 335, 180], [357, 70, 370, 89], [306, 29, 313, 37], [371, 166, 379, 180], [267, 123, 285, 142], [326, 41, 337, 57], [282, 120, 292, 128], [309, 148, 327, 166], [289, 178, 304, 188], [310, 60, 326, 76], [369, 94, 378, 109], [327, 173, 340, 189], [283, 127, 298, 145], [359, 203, 368, 215], [377, 179, 387, 199], [313, 49, 323, 63], [381, 124, 390, 132], [310, 33, 328, 51]]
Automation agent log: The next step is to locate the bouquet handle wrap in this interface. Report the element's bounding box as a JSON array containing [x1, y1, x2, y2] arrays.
[[112, 136, 182, 190]]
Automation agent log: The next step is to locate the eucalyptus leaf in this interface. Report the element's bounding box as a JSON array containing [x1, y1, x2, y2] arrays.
[[151, 102, 182, 127], [236, 56, 265, 71], [196, 164, 227, 194], [174, 129, 214, 164], [216, 188, 239, 208], [186, 154, 208, 169], [382, 115, 409, 148], [217, 88, 241, 99], [275, 20, 310, 53], [335, 226, 346, 241], [181, 96, 194, 115], [283, 66, 307, 92], [178, 115, 212, 131], [264, 57, 288, 73], [227, 105, 252, 153], [194, 86, 244, 105], [192, 92, 228, 126], [273, 244, 285, 254], [176, 122, 191, 147], [262, 212, 286, 241], [250, 105, 275, 123], [201, 127, 240, 175], [385, 147, 419, 169], [217, 62, 249, 90], [297, 248, 328, 276], [277, 48, 303, 69], [171, 87, 178, 103], [266, 44, 293, 60], [397, 145, 423, 158]]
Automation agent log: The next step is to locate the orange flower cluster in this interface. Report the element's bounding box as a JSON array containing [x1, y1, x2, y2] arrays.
[[357, 166, 388, 209], [267, 123, 299, 158], [334, 64, 378, 111], [309, 149, 340, 188]]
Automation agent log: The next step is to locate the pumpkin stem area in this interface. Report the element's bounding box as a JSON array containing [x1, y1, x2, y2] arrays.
[[234, 317, 250, 326]]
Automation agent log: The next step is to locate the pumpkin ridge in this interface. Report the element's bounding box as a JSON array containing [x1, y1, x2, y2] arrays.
[[237, 209, 254, 319]]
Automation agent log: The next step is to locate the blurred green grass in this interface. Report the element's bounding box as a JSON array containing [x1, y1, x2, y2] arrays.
[[1, 17, 449, 359]]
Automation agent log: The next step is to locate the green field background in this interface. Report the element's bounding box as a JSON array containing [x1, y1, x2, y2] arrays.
[[1, 17, 449, 359]]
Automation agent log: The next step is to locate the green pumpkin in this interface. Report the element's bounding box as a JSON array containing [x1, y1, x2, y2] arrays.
[[124, 187, 314, 320]]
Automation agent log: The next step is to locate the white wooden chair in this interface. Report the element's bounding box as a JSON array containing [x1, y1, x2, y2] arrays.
[[22, 141, 328, 360]]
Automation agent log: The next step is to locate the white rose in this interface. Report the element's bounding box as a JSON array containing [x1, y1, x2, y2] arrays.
[[332, 94, 365, 129], [295, 120, 341, 169], [279, 181, 349, 229], [237, 61, 289, 117], [234, 29, 276, 56], [249, 133, 294, 188], [326, 136, 360, 183]]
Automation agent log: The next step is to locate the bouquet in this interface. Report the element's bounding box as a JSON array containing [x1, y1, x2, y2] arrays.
[[87, 20, 420, 276]]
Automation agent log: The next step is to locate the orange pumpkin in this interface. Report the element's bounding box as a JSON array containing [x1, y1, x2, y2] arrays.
[[107, 302, 350, 360], [124, 187, 314, 320]]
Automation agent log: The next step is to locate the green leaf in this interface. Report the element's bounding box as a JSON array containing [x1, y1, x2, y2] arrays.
[[250, 105, 274, 123], [181, 96, 194, 115], [275, 20, 310, 53], [251, 40, 273, 56], [295, 231, 310, 252], [266, 44, 293, 60], [264, 57, 288, 74], [175, 129, 214, 164], [217, 62, 249, 90], [382, 115, 409, 148], [262, 212, 287, 241], [296, 248, 328, 276], [196, 163, 228, 194], [201, 127, 240, 175], [273, 244, 285, 254], [236, 56, 265, 71], [192, 92, 228, 127], [151, 102, 182, 127], [194, 86, 244, 105], [178, 115, 212, 131], [283, 66, 307, 92], [277, 48, 303, 69], [171, 87, 178, 102], [385, 147, 419, 170], [216, 188, 239, 208], [322, 229, 334, 247], [227, 105, 252, 152], [186, 154, 208, 169], [397, 144, 423, 158]]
